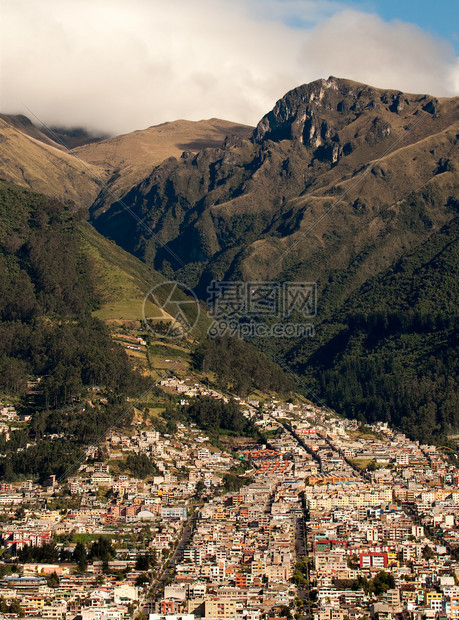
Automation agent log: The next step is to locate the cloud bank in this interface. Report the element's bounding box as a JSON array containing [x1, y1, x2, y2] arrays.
[[0, 0, 457, 135]]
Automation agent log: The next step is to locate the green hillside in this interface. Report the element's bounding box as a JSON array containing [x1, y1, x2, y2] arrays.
[[80, 222, 175, 322], [293, 217, 458, 442], [89, 78, 458, 441], [0, 180, 144, 400], [79, 222, 211, 347], [0, 181, 213, 480], [0, 181, 153, 479]]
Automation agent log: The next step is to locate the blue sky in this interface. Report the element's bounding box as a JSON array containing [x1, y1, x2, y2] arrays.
[[350, 0, 458, 50], [283, 0, 459, 51]]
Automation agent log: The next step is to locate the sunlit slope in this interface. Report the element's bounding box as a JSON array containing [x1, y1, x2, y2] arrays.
[[75, 118, 252, 214], [0, 117, 103, 207]]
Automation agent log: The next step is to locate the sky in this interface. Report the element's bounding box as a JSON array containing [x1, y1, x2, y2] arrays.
[[0, 0, 458, 135]]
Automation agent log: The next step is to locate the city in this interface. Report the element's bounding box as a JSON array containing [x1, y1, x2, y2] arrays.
[[0, 375, 458, 620]]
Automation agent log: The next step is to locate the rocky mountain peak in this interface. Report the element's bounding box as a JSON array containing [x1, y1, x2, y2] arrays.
[[252, 76, 442, 166], [254, 77, 334, 144]]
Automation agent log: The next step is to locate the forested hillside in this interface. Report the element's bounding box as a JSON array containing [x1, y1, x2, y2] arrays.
[[193, 336, 294, 396], [89, 77, 458, 442], [0, 181, 148, 479], [0, 181, 145, 402], [294, 217, 458, 442]]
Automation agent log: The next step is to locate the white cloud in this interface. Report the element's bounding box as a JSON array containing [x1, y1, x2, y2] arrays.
[[298, 10, 457, 96], [0, 0, 457, 135]]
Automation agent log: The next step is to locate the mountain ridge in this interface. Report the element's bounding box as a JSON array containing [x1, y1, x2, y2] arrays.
[[76, 118, 253, 216], [86, 76, 457, 440], [0, 116, 103, 208], [90, 77, 458, 289], [1, 76, 457, 441], [0, 113, 252, 216]]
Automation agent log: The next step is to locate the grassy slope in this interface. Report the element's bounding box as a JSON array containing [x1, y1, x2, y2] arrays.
[[79, 222, 211, 339], [0, 118, 103, 208], [79, 222, 165, 321]]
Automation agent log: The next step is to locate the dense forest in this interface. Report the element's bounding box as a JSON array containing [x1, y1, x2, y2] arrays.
[[157, 395, 259, 440], [0, 181, 147, 480], [295, 217, 459, 442], [0, 181, 144, 402], [183, 396, 258, 437], [193, 335, 294, 396]]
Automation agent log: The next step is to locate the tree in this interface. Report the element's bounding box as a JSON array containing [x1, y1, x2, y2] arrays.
[[422, 545, 435, 560], [135, 572, 149, 586], [89, 536, 114, 563], [46, 572, 59, 588], [195, 480, 205, 499], [73, 542, 87, 573], [372, 571, 395, 595], [15, 506, 25, 520], [222, 473, 248, 493], [123, 453, 159, 479], [135, 553, 151, 571], [292, 568, 306, 585], [274, 605, 292, 620]]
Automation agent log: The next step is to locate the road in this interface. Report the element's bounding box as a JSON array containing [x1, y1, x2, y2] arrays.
[[138, 507, 200, 618], [277, 420, 323, 474]]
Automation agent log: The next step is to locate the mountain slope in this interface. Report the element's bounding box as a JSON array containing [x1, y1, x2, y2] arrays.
[[88, 77, 458, 440], [0, 113, 106, 149], [91, 77, 458, 300], [293, 216, 458, 442], [77, 118, 252, 214], [0, 116, 104, 207], [0, 180, 146, 398], [0, 113, 251, 215], [79, 222, 210, 340], [0, 114, 62, 148], [0, 180, 151, 478]]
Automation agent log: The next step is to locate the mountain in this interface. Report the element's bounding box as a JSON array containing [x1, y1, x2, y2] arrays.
[[0, 114, 106, 149], [0, 114, 62, 148], [0, 113, 251, 214], [1, 77, 457, 441], [91, 77, 457, 292], [0, 115, 103, 208], [88, 76, 458, 440], [76, 118, 252, 214]]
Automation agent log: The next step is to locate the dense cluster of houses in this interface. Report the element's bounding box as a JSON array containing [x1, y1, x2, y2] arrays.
[[287, 408, 459, 620], [152, 477, 300, 620], [0, 381, 459, 619]]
